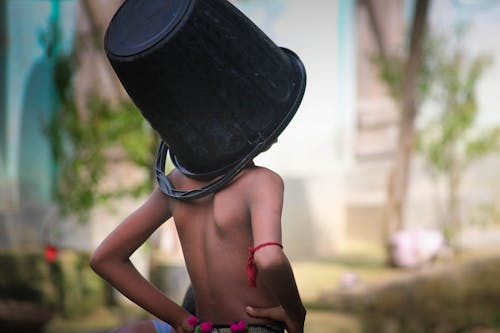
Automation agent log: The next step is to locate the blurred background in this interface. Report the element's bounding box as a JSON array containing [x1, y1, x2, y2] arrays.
[[1, 0, 500, 332]]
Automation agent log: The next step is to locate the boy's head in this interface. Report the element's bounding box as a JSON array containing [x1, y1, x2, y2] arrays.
[[105, 0, 306, 198]]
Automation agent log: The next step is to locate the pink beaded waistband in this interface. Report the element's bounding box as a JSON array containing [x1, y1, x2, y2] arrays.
[[187, 316, 283, 333]]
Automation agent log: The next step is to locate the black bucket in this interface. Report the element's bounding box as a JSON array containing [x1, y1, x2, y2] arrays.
[[105, 0, 306, 199]]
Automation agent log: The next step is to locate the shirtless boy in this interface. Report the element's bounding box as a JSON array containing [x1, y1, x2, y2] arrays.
[[93, 0, 307, 331], [90, 163, 306, 333]]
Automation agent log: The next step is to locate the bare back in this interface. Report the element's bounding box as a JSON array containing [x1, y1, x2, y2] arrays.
[[166, 166, 283, 324]]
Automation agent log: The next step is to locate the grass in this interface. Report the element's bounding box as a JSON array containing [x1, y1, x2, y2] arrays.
[[45, 308, 363, 333], [44, 243, 395, 333], [295, 244, 500, 332], [44, 308, 118, 333], [305, 311, 361, 333], [293, 244, 398, 332], [293, 242, 399, 305], [43, 245, 500, 333], [44, 306, 147, 333]]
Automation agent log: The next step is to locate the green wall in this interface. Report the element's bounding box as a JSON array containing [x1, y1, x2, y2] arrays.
[[1, 0, 76, 209]]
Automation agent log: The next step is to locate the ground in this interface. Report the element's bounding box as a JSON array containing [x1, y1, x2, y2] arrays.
[[44, 245, 500, 333]]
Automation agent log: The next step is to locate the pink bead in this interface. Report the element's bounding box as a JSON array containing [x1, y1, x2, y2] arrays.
[[187, 316, 198, 327], [199, 322, 213, 333], [230, 320, 247, 332]]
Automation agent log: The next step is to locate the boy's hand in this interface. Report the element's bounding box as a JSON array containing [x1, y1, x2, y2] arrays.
[[173, 314, 196, 333], [173, 323, 195, 333], [246, 305, 305, 333]]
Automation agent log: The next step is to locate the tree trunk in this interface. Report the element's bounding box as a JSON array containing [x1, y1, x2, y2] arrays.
[[385, 0, 431, 259], [362, 0, 387, 60], [447, 160, 461, 247]]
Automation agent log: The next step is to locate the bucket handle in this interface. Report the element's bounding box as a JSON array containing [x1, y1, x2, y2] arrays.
[[155, 141, 263, 200]]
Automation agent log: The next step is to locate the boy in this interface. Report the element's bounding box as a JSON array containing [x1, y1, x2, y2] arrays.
[[94, 0, 307, 331], [90, 162, 306, 333]]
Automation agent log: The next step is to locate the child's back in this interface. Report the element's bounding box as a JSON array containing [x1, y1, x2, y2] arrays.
[[91, 164, 305, 332], [168, 166, 282, 324]]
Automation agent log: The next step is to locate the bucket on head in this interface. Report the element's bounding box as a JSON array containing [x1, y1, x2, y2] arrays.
[[105, 0, 306, 199]]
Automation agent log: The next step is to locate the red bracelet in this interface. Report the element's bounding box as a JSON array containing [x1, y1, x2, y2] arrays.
[[246, 242, 283, 287]]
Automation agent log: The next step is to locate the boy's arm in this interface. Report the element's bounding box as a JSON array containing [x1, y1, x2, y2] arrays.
[[247, 170, 306, 332], [90, 187, 194, 332]]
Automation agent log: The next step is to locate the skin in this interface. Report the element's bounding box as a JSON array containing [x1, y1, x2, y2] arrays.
[[90, 165, 306, 333]]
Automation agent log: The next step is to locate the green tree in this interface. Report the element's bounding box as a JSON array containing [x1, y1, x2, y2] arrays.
[[368, 0, 432, 263], [46, 53, 157, 222], [417, 37, 497, 244], [39, 8, 157, 223], [375, 27, 499, 247]]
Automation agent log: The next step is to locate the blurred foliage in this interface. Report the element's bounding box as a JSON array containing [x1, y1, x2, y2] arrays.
[[417, 43, 496, 175], [49, 250, 107, 318], [322, 254, 500, 333], [416, 33, 499, 242], [372, 33, 438, 105], [0, 251, 57, 306], [45, 54, 156, 222], [469, 202, 500, 227], [0, 249, 107, 319], [39, 17, 156, 222], [374, 28, 500, 243]]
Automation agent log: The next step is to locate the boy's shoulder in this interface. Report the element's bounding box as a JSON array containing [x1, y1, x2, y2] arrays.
[[241, 165, 283, 184], [165, 165, 283, 198], [236, 165, 284, 195]]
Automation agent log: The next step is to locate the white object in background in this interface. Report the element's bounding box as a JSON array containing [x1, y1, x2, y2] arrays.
[[390, 227, 445, 268], [340, 271, 360, 289]]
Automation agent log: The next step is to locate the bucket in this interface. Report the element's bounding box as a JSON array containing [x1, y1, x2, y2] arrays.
[[105, 0, 306, 199]]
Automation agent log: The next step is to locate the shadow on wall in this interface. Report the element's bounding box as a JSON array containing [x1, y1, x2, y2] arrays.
[[0, 1, 6, 165], [19, 57, 55, 209], [0, 3, 7, 247], [282, 177, 316, 260], [2, 58, 57, 248]]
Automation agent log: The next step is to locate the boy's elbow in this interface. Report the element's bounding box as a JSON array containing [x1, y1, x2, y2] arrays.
[[254, 247, 287, 272], [89, 251, 107, 274], [89, 253, 100, 272]]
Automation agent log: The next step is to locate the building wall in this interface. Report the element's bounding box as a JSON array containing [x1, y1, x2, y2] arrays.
[[234, 0, 345, 257], [0, 0, 77, 247], [4, 0, 500, 257], [238, 0, 500, 255]]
